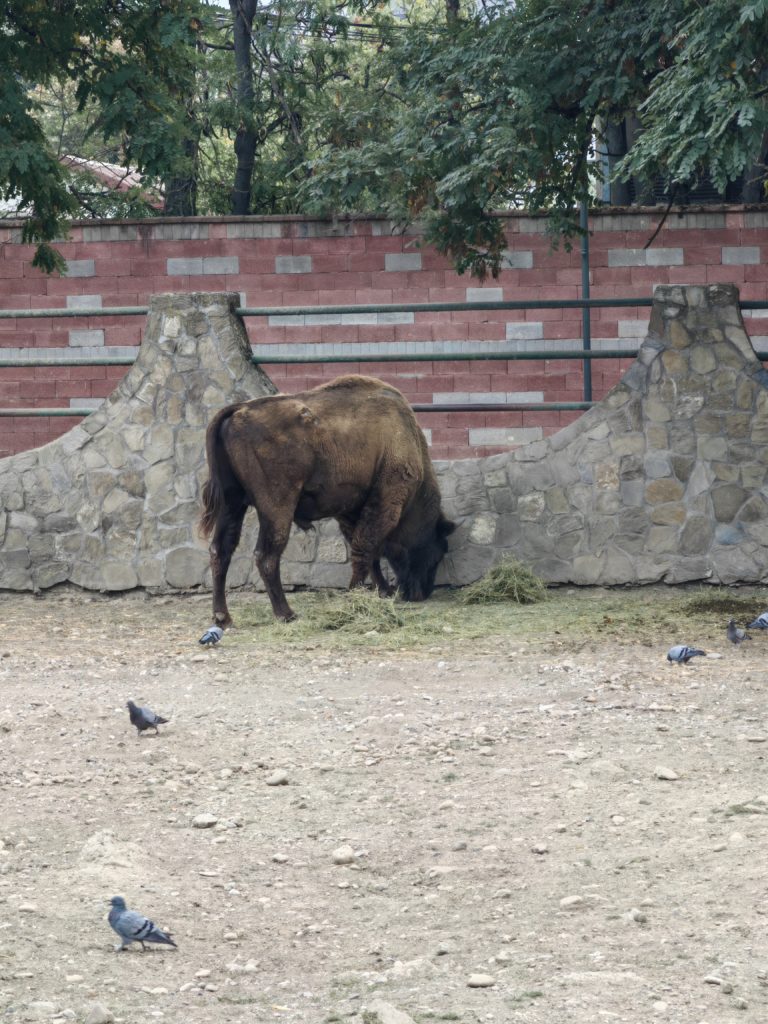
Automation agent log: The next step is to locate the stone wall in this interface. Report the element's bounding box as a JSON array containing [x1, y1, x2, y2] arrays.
[[1, 284, 767, 594]]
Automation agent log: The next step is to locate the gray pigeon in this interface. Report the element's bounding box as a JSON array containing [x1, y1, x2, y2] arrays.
[[126, 700, 168, 737], [108, 895, 177, 952], [667, 644, 706, 665], [199, 625, 224, 646], [727, 619, 751, 644], [747, 611, 768, 629]]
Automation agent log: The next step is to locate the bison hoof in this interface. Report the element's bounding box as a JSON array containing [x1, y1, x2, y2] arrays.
[[214, 612, 233, 628], [278, 612, 297, 623]]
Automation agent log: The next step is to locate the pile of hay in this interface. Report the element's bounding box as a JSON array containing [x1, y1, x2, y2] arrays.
[[459, 556, 547, 605], [313, 588, 406, 633]]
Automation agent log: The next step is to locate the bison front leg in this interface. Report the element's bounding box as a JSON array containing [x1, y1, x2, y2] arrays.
[[210, 503, 247, 628], [371, 560, 396, 598], [347, 502, 403, 594], [255, 516, 296, 622]]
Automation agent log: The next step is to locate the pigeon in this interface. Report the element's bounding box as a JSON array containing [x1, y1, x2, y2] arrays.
[[747, 611, 768, 629], [199, 625, 224, 647], [727, 619, 751, 644], [667, 644, 706, 665], [108, 895, 177, 952], [126, 700, 168, 737]]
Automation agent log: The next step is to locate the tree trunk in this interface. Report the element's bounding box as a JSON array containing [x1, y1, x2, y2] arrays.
[[740, 128, 768, 203], [230, 0, 257, 216], [604, 120, 632, 206], [164, 136, 199, 216]]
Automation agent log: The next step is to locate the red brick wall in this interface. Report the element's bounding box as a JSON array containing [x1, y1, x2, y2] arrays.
[[1, 208, 767, 460]]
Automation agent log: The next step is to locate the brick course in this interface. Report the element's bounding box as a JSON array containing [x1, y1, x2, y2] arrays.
[[1, 207, 767, 459]]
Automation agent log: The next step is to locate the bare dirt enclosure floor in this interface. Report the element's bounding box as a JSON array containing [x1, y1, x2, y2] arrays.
[[1, 585, 768, 1024]]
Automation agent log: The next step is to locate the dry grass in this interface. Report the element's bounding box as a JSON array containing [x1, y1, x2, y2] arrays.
[[313, 587, 405, 633], [458, 555, 547, 606], [226, 581, 768, 654]]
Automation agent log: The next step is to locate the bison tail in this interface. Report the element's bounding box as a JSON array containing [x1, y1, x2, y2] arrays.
[[198, 406, 237, 539]]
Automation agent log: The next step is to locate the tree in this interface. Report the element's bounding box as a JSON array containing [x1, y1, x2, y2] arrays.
[[0, 0, 202, 271], [301, 0, 768, 278]]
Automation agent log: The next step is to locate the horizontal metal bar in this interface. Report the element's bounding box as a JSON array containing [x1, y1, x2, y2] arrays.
[[0, 356, 136, 367], [1, 299, 767, 321], [0, 407, 94, 417], [412, 402, 592, 412], [0, 307, 148, 318], [250, 349, 642, 364], [5, 347, 768, 369], [1, 402, 591, 418]]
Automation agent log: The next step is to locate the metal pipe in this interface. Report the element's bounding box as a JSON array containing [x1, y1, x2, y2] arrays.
[[2, 299, 768, 320], [0, 401, 594, 418], [249, 349, 641, 364], [580, 199, 592, 402]]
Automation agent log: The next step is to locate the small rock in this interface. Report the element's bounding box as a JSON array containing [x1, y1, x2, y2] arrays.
[[192, 813, 218, 829], [272, 853, 289, 863], [265, 770, 289, 787], [735, 997, 748, 1009], [65, 975, 83, 983], [223, 931, 239, 941], [654, 766, 679, 781], [362, 999, 416, 1024], [18, 903, 38, 913], [559, 895, 584, 910], [83, 1005, 114, 1024], [531, 843, 549, 855], [194, 970, 211, 979], [332, 844, 356, 865], [704, 975, 725, 986], [467, 973, 496, 988]]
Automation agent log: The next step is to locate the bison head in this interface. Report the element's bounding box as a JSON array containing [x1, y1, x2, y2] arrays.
[[386, 515, 455, 602]]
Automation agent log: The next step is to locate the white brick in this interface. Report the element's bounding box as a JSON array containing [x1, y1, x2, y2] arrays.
[[64, 259, 95, 278], [617, 319, 650, 338], [69, 397, 103, 409], [506, 321, 543, 341], [384, 252, 422, 272], [469, 427, 543, 446], [501, 249, 534, 269], [607, 248, 683, 267], [275, 255, 312, 274], [433, 391, 543, 405], [202, 256, 238, 274], [68, 329, 105, 347], [167, 257, 202, 275], [66, 295, 102, 309], [644, 247, 684, 266], [722, 246, 760, 265], [466, 287, 503, 302]]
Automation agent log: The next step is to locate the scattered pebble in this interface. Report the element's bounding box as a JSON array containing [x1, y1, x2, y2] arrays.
[[192, 813, 218, 829], [83, 1005, 114, 1024], [559, 895, 584, 910], [332, 844, 356, 865], [265, 770, 289, 787], [654, 766, 679, 781], [467, 973, 496, 988]]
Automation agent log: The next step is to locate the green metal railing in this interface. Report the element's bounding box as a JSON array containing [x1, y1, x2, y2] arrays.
[[2, 296, 768, 418]]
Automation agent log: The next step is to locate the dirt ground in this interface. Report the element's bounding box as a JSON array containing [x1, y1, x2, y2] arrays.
[[1, 585, 768, 1024]]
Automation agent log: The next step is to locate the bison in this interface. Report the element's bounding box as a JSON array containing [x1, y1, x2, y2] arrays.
[[199, 375, 455, 626]]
